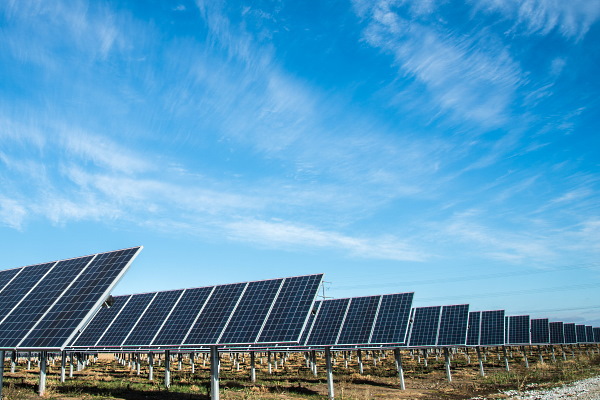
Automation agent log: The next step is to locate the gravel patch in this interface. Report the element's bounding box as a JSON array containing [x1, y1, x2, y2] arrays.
[[471, 376, 600, 400]]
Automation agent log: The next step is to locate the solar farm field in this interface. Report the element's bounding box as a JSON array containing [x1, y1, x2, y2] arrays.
[[1, 347, 600, 399]]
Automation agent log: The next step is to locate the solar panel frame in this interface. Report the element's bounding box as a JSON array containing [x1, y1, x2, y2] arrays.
[[585, 326, 594, 344], [0, 246, 142, 351], [466, 311, 481, 346], [593, 327, 600, 343], [369, 292, 414, 345], [480, 310, 505, 346], [575, 324, 587, 343]]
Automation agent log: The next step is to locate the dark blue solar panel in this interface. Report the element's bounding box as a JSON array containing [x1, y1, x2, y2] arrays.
[[152, 287, 212, 346], [575, 324, 587, 343], [96, 293, 155, 347], [467, 311, 481, 346], [219, 279, 283, 344], [437, 304, 469, 346], [123, 290, 182, 346], [480, 310, 504, 346], [306, 299, 350, 346], [563, 323, 577, 344], [0, 262, 55, 324], [585, 326, 594, 343], [257, 274, 323, 343], [408, 306, 441, 347], [337, 296, 380, 345], [299, 305, 317, 345], [370, 292, 414, 345], [530, 318, 550, 344], [594, 327, 600, 343], [184, 283, 246, 345], [72, 295, 131, 347], [549, 322, 564, 344], [21, 248, 141, 348], [0, 268, 20, 294], [507, 315, 530, 345], [0, 257, 93, 347]]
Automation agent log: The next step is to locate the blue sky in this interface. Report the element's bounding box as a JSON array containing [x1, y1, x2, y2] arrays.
[[1, 0, 599, 325]]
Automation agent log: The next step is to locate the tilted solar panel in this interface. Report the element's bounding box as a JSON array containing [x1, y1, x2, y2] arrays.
[[594, 327, 600, 343], [575, 324, 587, 343], [480, 310, 505, 346], [0, 247, 141, 350], [437, 304, 469, 346], [506, 315, 530, 345], [123, 290, 182, 346], [549, 322, 564, 344], [530, 318, 550, 344], [563, 323, 577, 344], [408, 306, 441, 347], [466, 311, 481, 346], [370, 292, 413, 345], [337, 296, 380, 345], [585, 326, 594, 344], [97, 292, 155, 347], [73, 295, 131, 347], [305, 298, 349, 346]]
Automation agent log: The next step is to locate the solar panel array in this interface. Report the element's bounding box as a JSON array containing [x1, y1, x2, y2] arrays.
[[0, 247, 141, 351], [70, 274, 323, 349], [302, 293, 414, 347]]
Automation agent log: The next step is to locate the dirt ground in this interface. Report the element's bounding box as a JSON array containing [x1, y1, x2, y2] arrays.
[[1, 348, 599, 399]]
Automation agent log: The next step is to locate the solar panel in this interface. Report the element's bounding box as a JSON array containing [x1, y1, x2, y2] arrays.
[[437, 304, 469, 346], [530, 318, 550, 344], [563, 323, 577, 344], [549, 322, 564, 344], [70, 274, 323, 348], [337, 296, 380, 345], [370, 293, 413, 345], [585, 326, 594, 344], [123, 290, 182, 346], [506, 315, 530, 345], [466, 311, 481, 346], [480, 310, 505, 346], [0, 247, 141, 350], [305, 299, 350, 346], [408, 306, 441, 347], [575, 324, 587, 343], [594, 327, 600, 343]]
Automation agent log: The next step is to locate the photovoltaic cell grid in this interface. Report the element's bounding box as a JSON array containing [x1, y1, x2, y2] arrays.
[[586, 326, 594, 344], [437, 304, 469, 346], [70, 274, 323, 348], [0, 247, 141, 350], [530, 318, 550, 344], [549, 322, 564, 344], [506, 315, 530, 345], [467, 312, 481, 346], [467, 310, 505, 346], [301, 292, 414, 347], [576, 324, 587, 343], [408, 306, 441, 347], [594, 327, 600, 343], [564, 323, 577, 344]]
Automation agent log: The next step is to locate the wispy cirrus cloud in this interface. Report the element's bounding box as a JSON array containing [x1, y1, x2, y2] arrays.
[[354, 0, 523, 127], [474, 0, 600, 40]]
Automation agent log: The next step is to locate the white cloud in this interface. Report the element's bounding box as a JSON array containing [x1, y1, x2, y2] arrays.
[[474, 0, 600, 40], [0, 196, 27, 230], [357, 0, 523, 127], [225, 218, 427, 261]]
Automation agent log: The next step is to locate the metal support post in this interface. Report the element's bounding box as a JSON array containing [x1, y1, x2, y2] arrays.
[[476, 347, 485, 376], [149, 352, 154, 381], [444, 348, 452, 382], [357, 350, 364, 374], [311, 350, 317, 376], [10, 351, 16, 373], [164, 350, 171, 389], [27, 352, 32, 370], [267, 351, 272, 374], [250, 352, 256, 383], [503, 347, 510, 371], [538, 346, 544, 364], [521, 346, 529, 368], [69, 353, 74, 377], [422, 349, 428, 368], [325, 347, 334, 400], [394, 348, 406, 390], [39, 351, 47, 397], [210, 346, 220, 400], [60, 350, 67, 383], [190, 352, 195, 374]]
